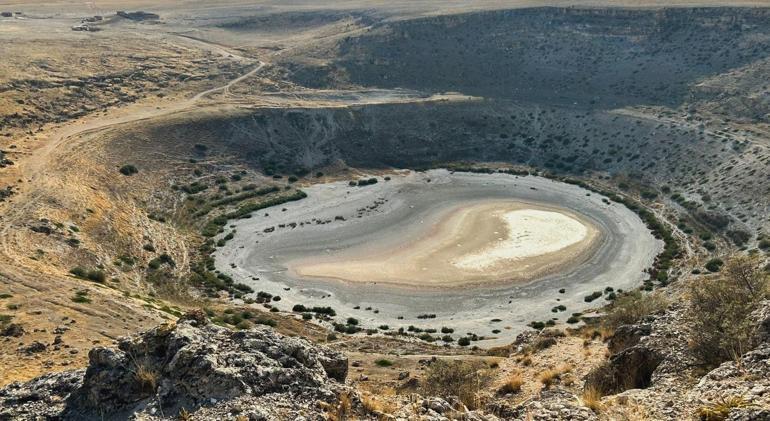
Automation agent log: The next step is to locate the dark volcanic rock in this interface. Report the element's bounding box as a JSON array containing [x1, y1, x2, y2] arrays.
[[0, 321, 350, 420]]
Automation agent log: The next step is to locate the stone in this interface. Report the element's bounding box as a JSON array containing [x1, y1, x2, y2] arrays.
[[0, 321, 351, 420]]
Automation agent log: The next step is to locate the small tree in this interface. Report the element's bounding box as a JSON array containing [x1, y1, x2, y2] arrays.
[[688, 255, 769, 367]]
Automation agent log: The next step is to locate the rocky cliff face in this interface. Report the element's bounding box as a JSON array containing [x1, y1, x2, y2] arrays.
[[0, 313, 351, 420]]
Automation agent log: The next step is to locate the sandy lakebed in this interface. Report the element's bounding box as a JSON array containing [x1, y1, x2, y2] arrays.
[[215, 170, 662, 346]]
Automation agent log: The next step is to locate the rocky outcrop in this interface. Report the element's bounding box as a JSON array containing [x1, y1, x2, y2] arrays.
[[687, 343, 770, 417], [487, 389, 597, 420], [607, 323, 652, 354], [751, 300, 770, 344], [0, 319, 351, 420]]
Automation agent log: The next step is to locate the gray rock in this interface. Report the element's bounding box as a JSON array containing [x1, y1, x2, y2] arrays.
[[0, 321, 351, 420], [608, 324, 652, 354]]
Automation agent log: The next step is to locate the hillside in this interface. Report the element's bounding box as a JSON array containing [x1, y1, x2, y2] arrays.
[[0, 3, 769, 420]]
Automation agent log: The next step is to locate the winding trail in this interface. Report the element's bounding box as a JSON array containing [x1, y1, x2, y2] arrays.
[[0, 52, 263, 274]]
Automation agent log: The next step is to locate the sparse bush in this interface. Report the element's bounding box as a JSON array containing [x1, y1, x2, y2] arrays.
[[688, 256, 769, 367], [603, 290, 668, 330], [374, 359, 393, 367], [421, 360, 492, 410]]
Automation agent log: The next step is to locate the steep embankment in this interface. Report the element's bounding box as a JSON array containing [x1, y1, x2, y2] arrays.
[[113, 98, 769, 238]]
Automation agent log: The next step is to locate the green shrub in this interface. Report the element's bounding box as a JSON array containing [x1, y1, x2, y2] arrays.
[[71, 290, 91, 303], [119, 164, 138, 176], [705, 258, 724, 272], [70, 267, 106, 283], [584, 291, 603, 302], [374, 359, 393, 367]]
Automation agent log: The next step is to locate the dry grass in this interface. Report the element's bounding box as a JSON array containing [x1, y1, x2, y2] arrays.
[[580, 387, 604, 413], [602, 397, 653, 421], [362, 393, 397, 417], [134, 364, 158, 393], [538, 364, 573, 388], [497, 372, 524, 395], [421, 359, 493, 410], [177, 408, 192, 421], [697, 396, 755, 421], [516, 354, 533, 366], [538, 369, 560, 388]]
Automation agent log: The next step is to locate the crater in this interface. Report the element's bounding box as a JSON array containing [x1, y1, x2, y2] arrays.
[[216, 169, 661, 344]]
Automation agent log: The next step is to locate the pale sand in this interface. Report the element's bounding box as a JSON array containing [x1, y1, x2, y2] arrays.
[[290, 201, 600, 288], [452, 208, 589, 270]]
